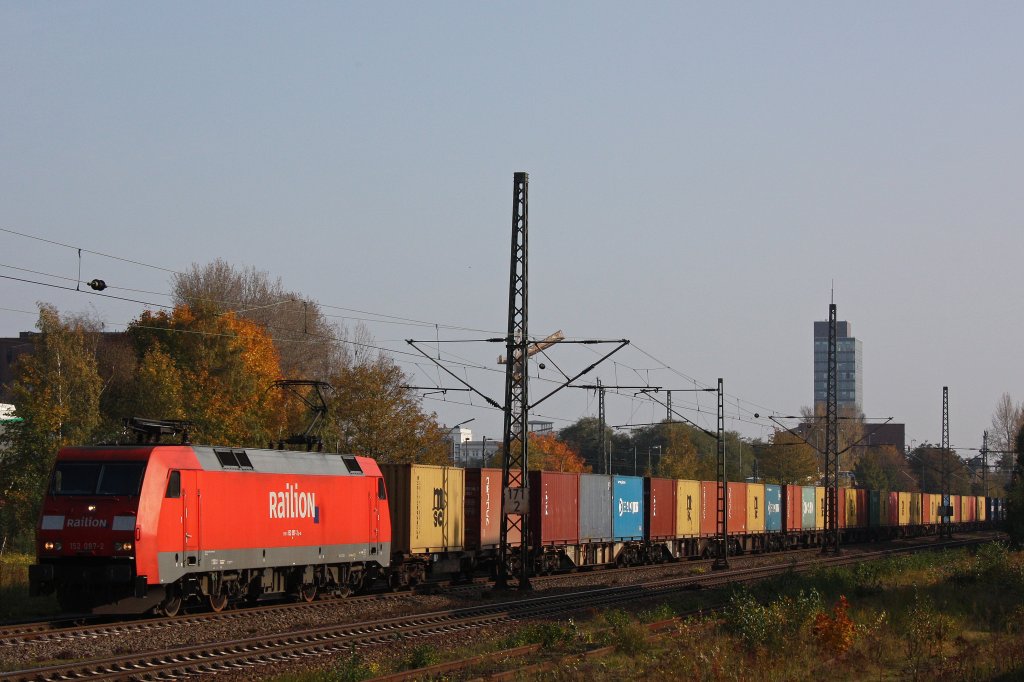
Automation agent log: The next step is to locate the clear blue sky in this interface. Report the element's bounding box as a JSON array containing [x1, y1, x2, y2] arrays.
[[2, 3, 1022, 453]]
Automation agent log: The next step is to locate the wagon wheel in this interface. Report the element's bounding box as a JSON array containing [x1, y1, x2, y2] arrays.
[[208, 590, 229, 613], [299, 583, 317, 603]]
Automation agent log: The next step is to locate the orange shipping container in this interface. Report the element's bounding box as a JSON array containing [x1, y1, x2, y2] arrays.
[[699, 481, 747, 535]]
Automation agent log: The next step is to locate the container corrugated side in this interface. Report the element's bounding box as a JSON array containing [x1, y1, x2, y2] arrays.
[[843, 488, 857, 528], [784, 485, 802, 532], [765, 484, 782, 532], [816, 486, 826, 530], [579, 474, 612, 542], [888, 492, 900, 526], [856, 489, 868, 527], [802, 486, 816, 529], [977, 496, 986, 522], [464, 468, 520, 550], [381, 463, 465, 554], [645, 477, 676, 539], [910, 492, 922, 525], [528, 470, 579, 545], [868, 490, 881, 527], [897, 492, 910, 526], [698, 481, 747, 536], [746, 483, 765, 533], [675, 479, 700, 537], [613, 476, 644, 540], [729, 482, 747, 534]]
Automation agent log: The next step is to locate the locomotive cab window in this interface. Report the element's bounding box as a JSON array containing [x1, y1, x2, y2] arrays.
[[165, 470, 181, 498], [377, 477, 386, 500], [51, 462, 147, 497]]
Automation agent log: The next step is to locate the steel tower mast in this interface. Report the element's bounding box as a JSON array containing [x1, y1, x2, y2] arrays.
[[822, 303, 841, 555], [496, 172, 531, 590]]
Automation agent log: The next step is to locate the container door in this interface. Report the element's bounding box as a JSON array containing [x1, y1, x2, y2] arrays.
[[182, 470, 200, 567]]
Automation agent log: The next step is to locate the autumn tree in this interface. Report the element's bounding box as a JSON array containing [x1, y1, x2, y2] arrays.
[[798, 405, 865, 472], [122, 305, 283, 446], [0, 304, 103, 551], [758, 429, 820, 485], [1006, 424, 1024, 547], [526, 432, 588, 472], [172, 259, 342, 380]]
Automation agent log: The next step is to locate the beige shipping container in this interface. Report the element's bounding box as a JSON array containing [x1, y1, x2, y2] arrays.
[[977, 496, 986, 522], [898, 492, 911, 526], [381, 464, 465, 554], [910, 493, 922, 525], [747, 483, 765, 533], [815, 486, 825, 530], [675, 479, 701, 536]]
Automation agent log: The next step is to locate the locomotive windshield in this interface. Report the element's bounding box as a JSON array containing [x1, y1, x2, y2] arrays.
[[50, 462, 147, 497]]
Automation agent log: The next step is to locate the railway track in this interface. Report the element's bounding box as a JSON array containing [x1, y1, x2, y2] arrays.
[[2, 532, 1001, 681]]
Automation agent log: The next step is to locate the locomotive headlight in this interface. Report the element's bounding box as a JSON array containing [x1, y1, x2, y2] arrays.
[[115, 542, 133, 552], [43, 541, 62, 551]]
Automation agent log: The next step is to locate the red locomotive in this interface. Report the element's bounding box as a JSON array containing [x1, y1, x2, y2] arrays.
[[29, 419, 390, 615]]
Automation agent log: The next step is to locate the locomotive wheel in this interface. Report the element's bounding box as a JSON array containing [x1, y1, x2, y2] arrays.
[[300, 583, 317, 603], [160, 595, 182, 617], [208, 591, 228, 613]]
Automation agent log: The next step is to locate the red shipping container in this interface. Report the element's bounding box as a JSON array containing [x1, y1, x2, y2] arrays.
[[528, 470, 579, 546], [700, 481, 747, 535], [784, 485, 802, 532], [837, 487, 847, 528], [857, 489, 869, 528], [888, 492, 899, 526], [645, 477, 676, 540], [464, 468, 519, 550]]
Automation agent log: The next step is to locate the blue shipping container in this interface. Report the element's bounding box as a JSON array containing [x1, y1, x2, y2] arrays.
[[612, 476, 645, 540], [764, 484, 782, 532], [802, 486, 816, 529]]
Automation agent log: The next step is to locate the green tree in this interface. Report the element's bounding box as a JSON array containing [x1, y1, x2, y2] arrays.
[[558, 417, 631, 473], [324, 353, 448, 464], [0, 304, 103, 551], [909, 444, 972, 495], [854, 445, 916, 492], [759, 430, 820, 485], [655, 423, 700, 479]]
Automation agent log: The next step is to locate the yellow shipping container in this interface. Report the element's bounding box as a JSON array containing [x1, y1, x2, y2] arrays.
[[816, 486, 825, 530], [381, 464, 465, 554], [927, 493, 939, 524], [910, 493, 922, 525], [746, 483, 765, 533], [961, 495, 972, 522], [845, 488, 858, 528], [977, 496, 986, 522], [675, 479, 701, 536], [898, 492, 911, 526]]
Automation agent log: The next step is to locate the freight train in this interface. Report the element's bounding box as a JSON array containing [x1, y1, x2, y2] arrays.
[[29, 426, 1006, 615]]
